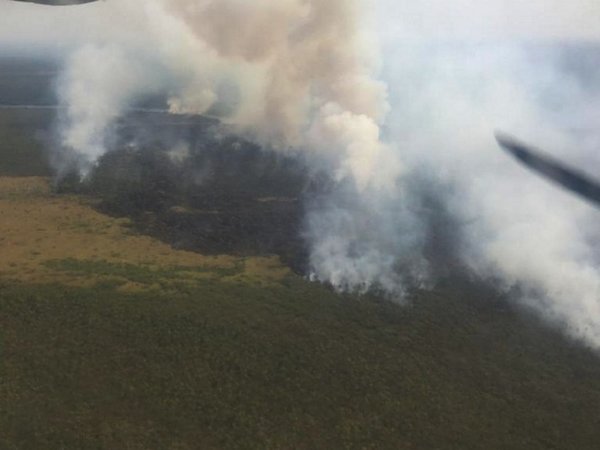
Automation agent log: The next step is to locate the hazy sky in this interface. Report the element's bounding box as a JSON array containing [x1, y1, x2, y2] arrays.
[[0, 1, 143, 53], [2, 0, 600, 52], [374, 0, 600, 41]]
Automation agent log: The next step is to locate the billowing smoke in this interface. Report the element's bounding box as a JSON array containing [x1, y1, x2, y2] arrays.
[[51, 0, 418, 292], [57, 44, 164, 173], [3, 1, 600, 348], [382, 42, 600, 347], [55, 0, 390, 183]]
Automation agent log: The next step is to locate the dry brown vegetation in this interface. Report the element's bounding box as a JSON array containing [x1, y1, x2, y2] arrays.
[[0, 177, 289, 289]]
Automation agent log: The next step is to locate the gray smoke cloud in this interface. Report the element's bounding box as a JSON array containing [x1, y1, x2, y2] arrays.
[[382, 42, 600, 346], [3, 0, 600, 348]]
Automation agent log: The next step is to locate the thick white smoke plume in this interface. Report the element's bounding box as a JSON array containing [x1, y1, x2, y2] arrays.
[[52, 0, 417, 292], [3, 0, 600, 348], [383, 42, 600, 346], [58, 44, 164, 172], [54, 0, 392, 186]]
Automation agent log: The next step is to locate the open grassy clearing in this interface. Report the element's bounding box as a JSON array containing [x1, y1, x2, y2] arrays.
[[0, 177, 289, 290]]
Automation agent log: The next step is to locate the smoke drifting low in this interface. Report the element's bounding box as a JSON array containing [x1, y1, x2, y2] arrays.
[[4, 1, 600, 349], [383, 42, 600, 346]]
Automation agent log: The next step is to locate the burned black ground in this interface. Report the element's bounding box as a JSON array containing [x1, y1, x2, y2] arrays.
[[62, 112, 315, 272]]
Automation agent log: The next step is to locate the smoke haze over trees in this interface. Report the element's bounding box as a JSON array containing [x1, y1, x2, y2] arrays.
[[3, 0, 600, 348]]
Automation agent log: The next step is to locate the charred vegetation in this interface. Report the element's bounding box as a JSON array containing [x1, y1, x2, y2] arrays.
[[56, 112, 319, 272]]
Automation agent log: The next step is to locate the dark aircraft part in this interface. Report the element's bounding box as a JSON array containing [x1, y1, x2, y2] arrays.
[[12, 0, 98, 5], [496, 132, 600, 207]]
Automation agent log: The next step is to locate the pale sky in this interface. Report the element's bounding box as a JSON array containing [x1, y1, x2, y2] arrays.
[[0, 1, 145, 53], [1, 0, 600, 54], [374, 0, 600, 42]]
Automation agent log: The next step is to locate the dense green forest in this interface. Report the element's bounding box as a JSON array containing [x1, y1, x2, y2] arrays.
[[1, 57, 600, 449]]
